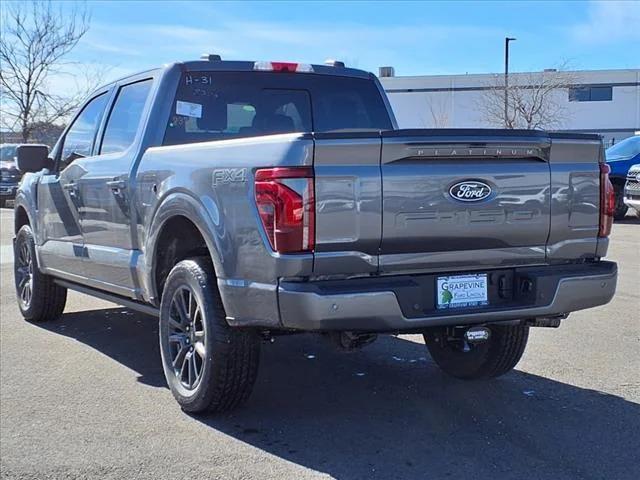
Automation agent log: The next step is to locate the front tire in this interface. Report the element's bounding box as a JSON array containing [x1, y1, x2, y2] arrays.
[[424, 324, 529, 379], [14, 225, 67, 322], [159, 257, 260, 413]]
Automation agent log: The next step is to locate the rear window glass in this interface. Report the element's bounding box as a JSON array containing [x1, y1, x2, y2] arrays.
[[163, 71, 392, 146]]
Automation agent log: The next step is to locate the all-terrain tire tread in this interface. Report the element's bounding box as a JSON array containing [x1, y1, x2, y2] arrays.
[[161, 257, 259, 413], [15, 225, 67, 322], [484, 324, 529, 378]]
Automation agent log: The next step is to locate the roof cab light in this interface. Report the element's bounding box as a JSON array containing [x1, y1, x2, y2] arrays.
[[253, 61, 314, 73], [255, 167, 315, 254], [599, 163, 615, 238]]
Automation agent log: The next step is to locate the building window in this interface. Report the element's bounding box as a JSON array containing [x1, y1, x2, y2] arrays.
[[569, 85, 612, 102]]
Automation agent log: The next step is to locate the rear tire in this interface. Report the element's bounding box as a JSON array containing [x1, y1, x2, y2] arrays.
[[424, 324, 529, 379], [159, 257, 260, 413], [14, 225, 67, 322], [0, 198, 6, 208], [613, 184, 628, 220]]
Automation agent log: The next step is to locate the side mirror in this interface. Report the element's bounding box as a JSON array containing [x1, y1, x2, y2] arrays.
[[16, 144, 52, 173]]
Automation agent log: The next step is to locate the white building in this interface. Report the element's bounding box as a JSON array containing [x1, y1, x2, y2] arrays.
[[379, 68, 640, 146]]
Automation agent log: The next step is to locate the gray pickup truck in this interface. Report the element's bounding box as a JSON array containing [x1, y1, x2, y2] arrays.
[[13, 57, 617, 413]]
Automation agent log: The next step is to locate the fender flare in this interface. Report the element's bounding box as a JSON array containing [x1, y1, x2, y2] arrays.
[[12, 170, 46, 241], [13, 190, 39, 241], [145, 191, 225, 304], [13, 194, 34, 230], [13, 190, 49, 272]]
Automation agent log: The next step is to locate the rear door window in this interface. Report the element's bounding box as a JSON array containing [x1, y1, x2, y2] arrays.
[[100, 79, 153, 155], [164, 71, 391, 146]]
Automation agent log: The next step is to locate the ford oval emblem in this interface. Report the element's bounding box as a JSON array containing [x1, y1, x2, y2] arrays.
[[449, 181, 492, 202]]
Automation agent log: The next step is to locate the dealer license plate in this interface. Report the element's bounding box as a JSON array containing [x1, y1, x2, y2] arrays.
[[436, 274, 489, 310]]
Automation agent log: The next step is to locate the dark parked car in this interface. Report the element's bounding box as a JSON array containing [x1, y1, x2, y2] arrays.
[[606, 135, 640, 219], [0, 144, 23, 208]]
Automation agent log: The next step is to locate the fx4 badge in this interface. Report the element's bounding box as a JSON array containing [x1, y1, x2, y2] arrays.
[[212, 168, 247, 186], [449, 180, 492, 202]]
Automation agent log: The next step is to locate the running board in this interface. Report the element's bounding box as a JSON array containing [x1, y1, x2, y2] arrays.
[[54, 280, 160, 317]]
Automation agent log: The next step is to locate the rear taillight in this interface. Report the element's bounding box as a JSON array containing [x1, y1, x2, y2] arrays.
[[599, 163, 614, 237], [254, 167, 315, 253]]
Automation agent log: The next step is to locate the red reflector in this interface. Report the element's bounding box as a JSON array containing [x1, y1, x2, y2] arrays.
[[599, 163, 614, 237], [255, 167, 314, 253]]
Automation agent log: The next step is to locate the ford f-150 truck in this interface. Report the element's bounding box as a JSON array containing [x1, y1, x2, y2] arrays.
[[13, 57, 617, 413]]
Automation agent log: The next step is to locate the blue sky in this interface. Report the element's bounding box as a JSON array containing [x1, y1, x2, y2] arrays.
[[30, 1, 640, 82]]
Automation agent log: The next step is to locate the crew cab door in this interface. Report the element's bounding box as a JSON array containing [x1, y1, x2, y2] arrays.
[[379, 130, 552, 273], [37, 92, 110, 280], [74, 78, 154, 298]]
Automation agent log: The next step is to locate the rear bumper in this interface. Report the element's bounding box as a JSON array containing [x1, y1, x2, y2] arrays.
[[278, 261, 617, 331]]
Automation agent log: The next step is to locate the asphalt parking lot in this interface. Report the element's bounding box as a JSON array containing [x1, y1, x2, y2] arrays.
[[0, 205, 638, 480]]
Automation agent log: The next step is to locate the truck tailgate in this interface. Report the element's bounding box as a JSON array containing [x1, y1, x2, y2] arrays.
[[313, 129, 603, 276], [379, 130, 554, 273]]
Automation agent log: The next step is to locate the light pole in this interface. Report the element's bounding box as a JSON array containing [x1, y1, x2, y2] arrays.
[[504, 37, 516, 128]]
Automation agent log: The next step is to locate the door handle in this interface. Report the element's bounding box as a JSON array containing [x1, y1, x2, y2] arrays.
[[106, 179, 127, 191]]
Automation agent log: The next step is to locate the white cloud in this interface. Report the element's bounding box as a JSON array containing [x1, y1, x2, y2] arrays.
[[570, 0, 640, 45], [74, 16, 501, 77]]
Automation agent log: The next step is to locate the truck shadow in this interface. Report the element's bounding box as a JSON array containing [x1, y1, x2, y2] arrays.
[[41, 307, 640, 480]]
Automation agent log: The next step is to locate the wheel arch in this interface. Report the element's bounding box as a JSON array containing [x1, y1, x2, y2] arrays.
[[14, 204, 31, 233], [12, 173, 41, 236], [145, 192, 225, 305]]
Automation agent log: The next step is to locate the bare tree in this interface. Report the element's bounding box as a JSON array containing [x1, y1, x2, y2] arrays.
[[426, 92, 450, 128], [0, 1, 98, 142], [478, 66, 576, 130]]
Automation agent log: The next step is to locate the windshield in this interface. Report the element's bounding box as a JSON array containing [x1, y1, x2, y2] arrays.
[[164, 71, 392, 146], [606, 136, 640, 159], [0, 145, 17, 162]]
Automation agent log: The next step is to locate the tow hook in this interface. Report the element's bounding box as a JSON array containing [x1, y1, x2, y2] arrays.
[[464, 326, 491, 344]]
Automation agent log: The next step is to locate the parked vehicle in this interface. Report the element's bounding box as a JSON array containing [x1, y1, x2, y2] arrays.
[[0, 144, 24, 208], [13, 57, 617, 413], [623, 163, 640, 215], [605, 135, 640, 219]]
